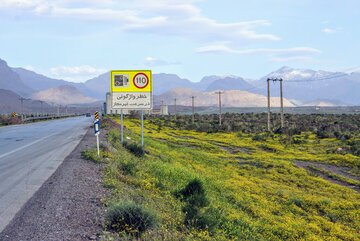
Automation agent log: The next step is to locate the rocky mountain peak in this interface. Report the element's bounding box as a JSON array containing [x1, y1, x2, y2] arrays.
[[0, 58, 10, 69]]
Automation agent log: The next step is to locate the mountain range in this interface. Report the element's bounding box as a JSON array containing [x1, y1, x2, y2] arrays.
[[1, 57, 359, 109], [253, 66, 360, 105], [0, 89, 52, 113], [156, 88, 295, 107]]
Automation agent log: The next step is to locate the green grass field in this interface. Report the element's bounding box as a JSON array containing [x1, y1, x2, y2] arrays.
[[98, 117, 360, 240]]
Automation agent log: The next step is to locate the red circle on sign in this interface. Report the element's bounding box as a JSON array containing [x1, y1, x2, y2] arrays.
[[133, 73, 149, 89]]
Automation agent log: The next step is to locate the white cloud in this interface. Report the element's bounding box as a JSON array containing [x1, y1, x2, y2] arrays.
[[196, 44, 235, 54], [196, 44, 321, 55], [322, 28, 336, 34], [341, 66, 360, 73], [196, 44, 321, 63], [144, 57, 180, 67], [49, 65, 106, 82], [24, 65, 35, 71], [0, 0, 280, 43], [269, 56, 313, 63], [321, 28, 341, 34], [0, 0, 43, 9]]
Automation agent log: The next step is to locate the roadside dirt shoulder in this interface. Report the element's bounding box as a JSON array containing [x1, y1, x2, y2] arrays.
[[0, 127, 108, 241]]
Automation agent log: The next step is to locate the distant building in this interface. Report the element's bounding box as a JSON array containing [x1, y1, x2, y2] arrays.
[[160, 104, 169, 115], [151, 104, 169, 115]]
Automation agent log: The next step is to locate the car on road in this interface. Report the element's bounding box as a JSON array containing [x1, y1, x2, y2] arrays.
[[86, 113, 91, 117]]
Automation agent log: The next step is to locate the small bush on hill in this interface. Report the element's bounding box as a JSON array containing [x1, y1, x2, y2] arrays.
[[176, 179, 212, 229], [119, 161, 137, 175], [252, 133, 268, 141], [123, 141, 144, 157], [177, 179, 209, 206], [347, 139, 360, 156], [107, 202, 158, 236]]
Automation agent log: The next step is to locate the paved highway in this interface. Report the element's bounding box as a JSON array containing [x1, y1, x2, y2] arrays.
[[0, 117, 92, 232]]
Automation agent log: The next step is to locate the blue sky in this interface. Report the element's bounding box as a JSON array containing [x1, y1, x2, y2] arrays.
[[0, 0, 359, 82]]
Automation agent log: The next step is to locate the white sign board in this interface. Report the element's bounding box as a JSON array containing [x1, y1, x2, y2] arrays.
[[112, 92, 152, 109]]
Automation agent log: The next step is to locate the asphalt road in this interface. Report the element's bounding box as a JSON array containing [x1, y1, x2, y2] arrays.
[[0, 117, 92, 232]]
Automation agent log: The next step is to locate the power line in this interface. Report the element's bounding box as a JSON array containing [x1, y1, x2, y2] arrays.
[[239, 82, 268, 93], [191, 96, 195, 124], [174, 98, 177, 121], [286, 73, 348, 83]]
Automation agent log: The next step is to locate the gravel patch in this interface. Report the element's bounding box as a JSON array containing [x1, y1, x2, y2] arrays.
[[0, 127, 108, 241]]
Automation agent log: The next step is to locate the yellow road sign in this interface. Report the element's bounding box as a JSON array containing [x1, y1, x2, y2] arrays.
[[110, 70, 153, 110], [110, 70, 152, 93]]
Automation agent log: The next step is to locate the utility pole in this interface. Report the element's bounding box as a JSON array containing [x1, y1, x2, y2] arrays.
[[141, 110, 144, 150], [160, 100, 164, 115], [19, 97, 25, 117], [120, 109, 124, 144], [174, 98, 177, 121], [267, 79, 271, 132], [39, 100, 44, 115], [267, 78, 285, 131], [19, 97, 29, 120], [215, 91, 223, 126], [279, 78, 284, 128], [191, 96, 195, 124]]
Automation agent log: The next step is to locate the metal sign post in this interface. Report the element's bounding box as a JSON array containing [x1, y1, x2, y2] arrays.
[[141, 110, 144, 150], [96, 134, 100, 157], [120, 109, 124, 144], [94, 119, 100, 157]]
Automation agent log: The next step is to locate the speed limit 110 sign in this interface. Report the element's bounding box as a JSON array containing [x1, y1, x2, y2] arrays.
[[110, 70, 152, 110]]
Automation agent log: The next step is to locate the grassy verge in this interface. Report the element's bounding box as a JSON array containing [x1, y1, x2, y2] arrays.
[[98, 117, 360, 240]]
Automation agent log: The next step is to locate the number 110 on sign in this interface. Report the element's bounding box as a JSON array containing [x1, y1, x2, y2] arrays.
[[133, 73, 149, 89]]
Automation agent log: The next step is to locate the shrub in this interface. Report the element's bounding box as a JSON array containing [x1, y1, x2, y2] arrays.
[[119, 161, 137, 175], [177, 179, 209, 207], [107, 202, 158, 236], [347, 140, 360, 156], [291, 136, 305, 144], [0, 116, 22, 125], [288, 196, 306, 209], [123, 141, 144, 157], [252, 133, 267, 141], [196, 123, 213, 132], [316, 125, 341, 139], [176, 179, 210, 228]]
